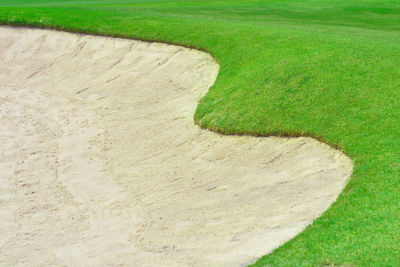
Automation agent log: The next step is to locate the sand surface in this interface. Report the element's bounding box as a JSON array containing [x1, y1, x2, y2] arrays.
[[0, 26, 352, 266]]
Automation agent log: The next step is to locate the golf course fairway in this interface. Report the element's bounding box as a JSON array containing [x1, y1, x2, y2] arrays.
[[1, 0, 400, 266]]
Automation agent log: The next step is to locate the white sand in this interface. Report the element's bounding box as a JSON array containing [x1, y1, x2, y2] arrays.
[[0, 26, 352, 266]]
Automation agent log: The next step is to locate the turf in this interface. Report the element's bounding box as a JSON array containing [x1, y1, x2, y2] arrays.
[[1, 0, 399, 266]]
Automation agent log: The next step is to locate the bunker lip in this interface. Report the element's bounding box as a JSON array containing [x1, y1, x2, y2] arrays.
[[0, 27, 352, 267]]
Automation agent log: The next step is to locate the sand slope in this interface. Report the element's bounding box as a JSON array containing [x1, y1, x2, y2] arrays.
[[0, 27, 352, 266]]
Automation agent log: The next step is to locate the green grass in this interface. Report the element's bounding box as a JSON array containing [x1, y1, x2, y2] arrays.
[[1, 0, 400, 266]]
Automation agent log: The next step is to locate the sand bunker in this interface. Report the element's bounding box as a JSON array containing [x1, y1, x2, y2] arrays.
[[0, 26, 352, 266]]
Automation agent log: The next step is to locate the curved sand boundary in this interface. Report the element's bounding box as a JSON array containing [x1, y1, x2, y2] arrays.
[[0, 27, 352, 266]]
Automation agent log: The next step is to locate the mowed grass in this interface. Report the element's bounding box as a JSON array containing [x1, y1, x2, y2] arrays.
[[1, 0, 400, 266]]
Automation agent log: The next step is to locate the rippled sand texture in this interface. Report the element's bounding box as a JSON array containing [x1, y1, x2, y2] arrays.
[[0, 27, 352, 267]]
